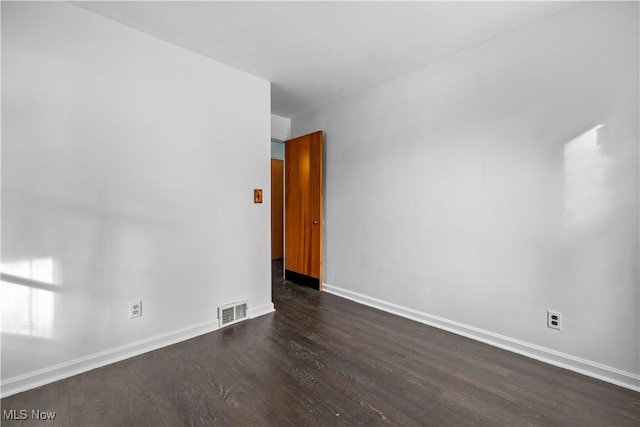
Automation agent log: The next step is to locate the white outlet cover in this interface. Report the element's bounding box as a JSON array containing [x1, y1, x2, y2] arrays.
[[129, 300, 142, 319], [547, 310, 561, 330]]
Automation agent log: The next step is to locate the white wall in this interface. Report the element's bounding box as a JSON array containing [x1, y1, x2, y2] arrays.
[[271, 113, 290, 159], [1, 2, 272, 395], [271, 113, 291, 142], [292, 2, 639, 389]]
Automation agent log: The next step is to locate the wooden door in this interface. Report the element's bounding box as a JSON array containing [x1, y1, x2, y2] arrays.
[[285, 131, 323, 289], [271, 159, 284, 260]]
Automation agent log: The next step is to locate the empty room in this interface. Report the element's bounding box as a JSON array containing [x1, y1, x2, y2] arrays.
[[1, 1, 639, 426]]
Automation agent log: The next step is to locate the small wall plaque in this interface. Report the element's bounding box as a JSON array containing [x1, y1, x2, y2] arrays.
[[254, 189, 263, 203]]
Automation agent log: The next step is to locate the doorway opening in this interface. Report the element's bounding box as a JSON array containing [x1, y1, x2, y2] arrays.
[[271, 139, 285, 263], [271, 131, 324, 291]]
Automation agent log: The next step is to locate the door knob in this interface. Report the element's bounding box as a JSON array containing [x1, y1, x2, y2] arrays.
[[313, 220, 324, 225]]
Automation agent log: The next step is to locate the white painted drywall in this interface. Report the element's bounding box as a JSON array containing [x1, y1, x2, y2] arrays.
[[1, 1, 272, 394], [292, 2, 639, 386], [271, 113, 291, 141], [271, 113, 289, 159]]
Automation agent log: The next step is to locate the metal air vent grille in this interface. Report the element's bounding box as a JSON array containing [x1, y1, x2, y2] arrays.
[[218, 301, 248, 328]]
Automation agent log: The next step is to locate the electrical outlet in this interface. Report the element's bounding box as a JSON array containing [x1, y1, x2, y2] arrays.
[[547, 310, 561, 330], [129, 300, 142, 319]]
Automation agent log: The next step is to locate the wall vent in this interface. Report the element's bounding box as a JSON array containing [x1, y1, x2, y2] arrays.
[[218, 301, 248, 328]]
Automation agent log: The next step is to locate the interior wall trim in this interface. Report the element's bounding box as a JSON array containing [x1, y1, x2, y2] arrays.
[[322, 283, 640, 392], [1, 304, 275, 398], [248, 303, 276, 319]]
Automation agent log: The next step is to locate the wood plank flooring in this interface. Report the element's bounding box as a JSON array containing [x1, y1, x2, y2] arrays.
[[2, 260, 639, 426]]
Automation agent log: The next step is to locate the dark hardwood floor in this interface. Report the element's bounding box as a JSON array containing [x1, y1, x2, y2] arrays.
[[2, 260, 639, 426]]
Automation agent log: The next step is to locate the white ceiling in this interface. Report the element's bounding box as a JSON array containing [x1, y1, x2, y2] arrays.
[[73, 1, 578, 118]]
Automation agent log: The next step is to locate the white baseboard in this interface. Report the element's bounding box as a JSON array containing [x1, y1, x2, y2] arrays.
[[249, 302, 276, 319], [322, 283, 640, 392], [1, 303, 276, 398]]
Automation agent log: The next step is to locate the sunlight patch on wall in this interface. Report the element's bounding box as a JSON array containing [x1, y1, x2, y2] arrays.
[[1, 282, 55, 338], [1, 258, 58, 338], [1, 258, 57, 284], [563, 125, 612, 229]]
